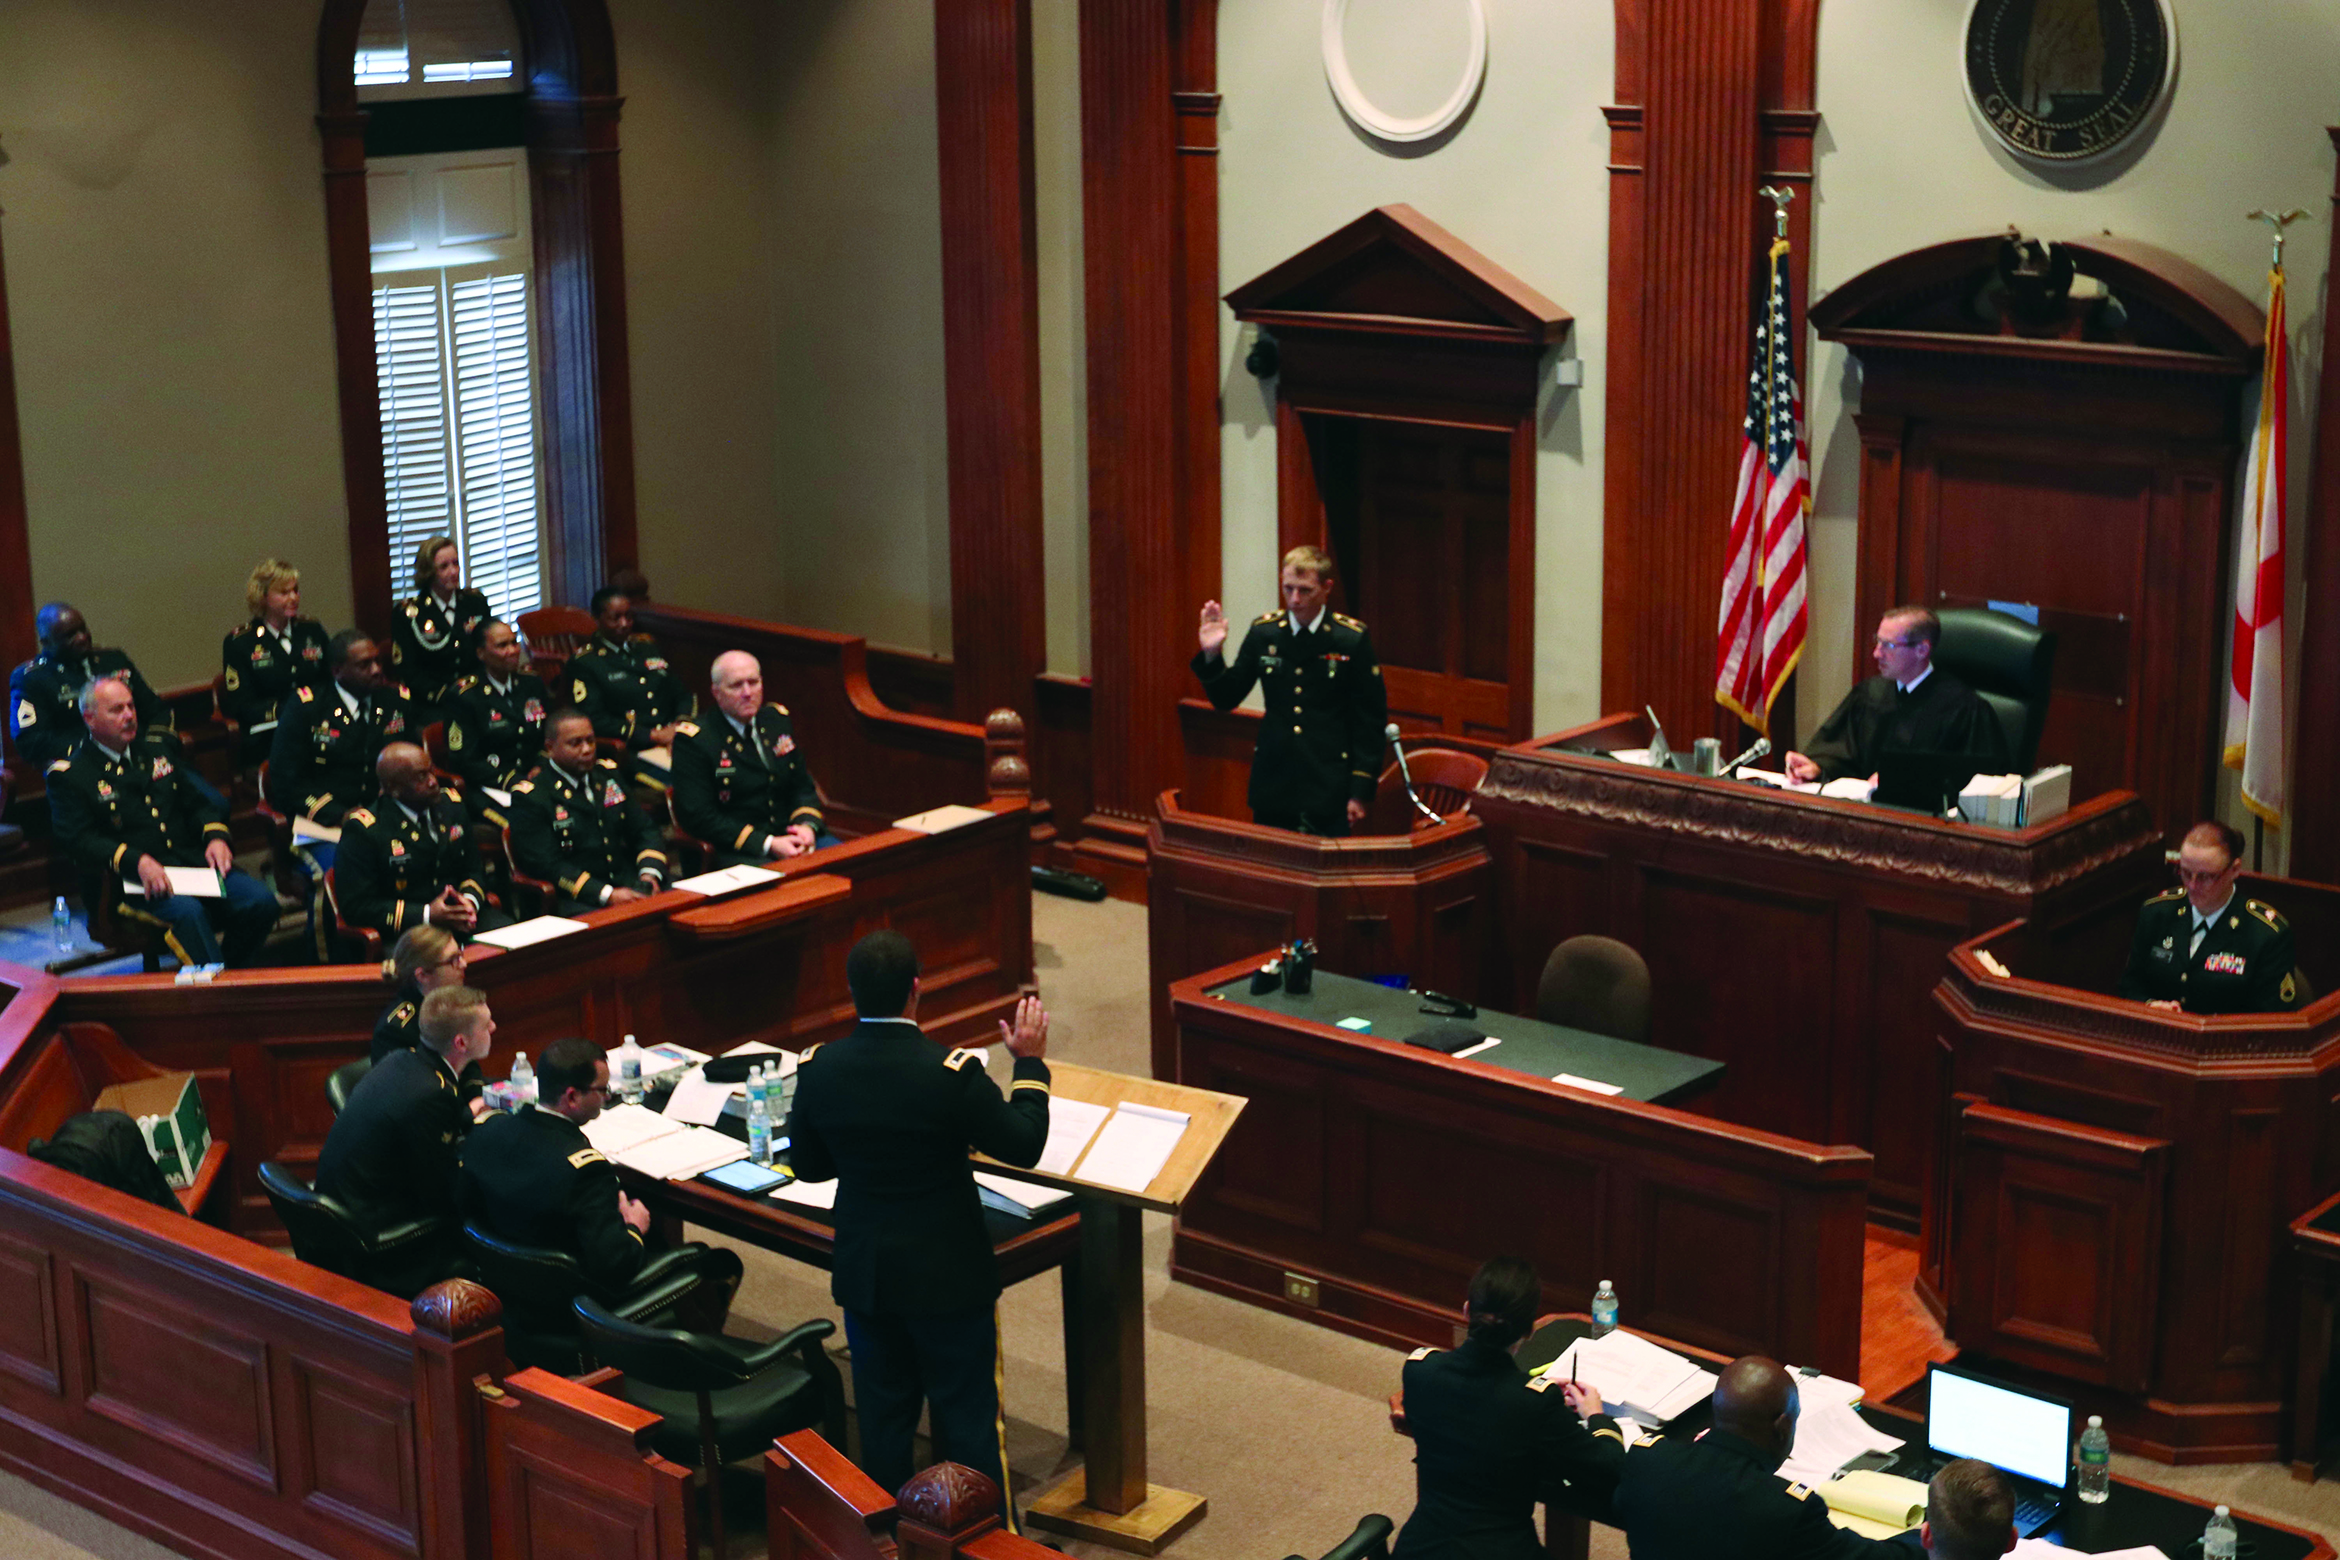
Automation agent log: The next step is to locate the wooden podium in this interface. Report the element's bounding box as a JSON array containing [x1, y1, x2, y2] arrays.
[[979, 1061, 1246, 1554]]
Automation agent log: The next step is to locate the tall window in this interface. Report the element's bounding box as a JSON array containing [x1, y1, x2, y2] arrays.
[[366, 149, 543, 617], [356, 0, 519, 98]]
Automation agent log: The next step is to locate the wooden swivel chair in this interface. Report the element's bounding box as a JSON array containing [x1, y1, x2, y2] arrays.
[[1367, 747, 1490, 834], [516, 606, 596, 683], [1933, 606, 2058, 772], [1536, 935, 1653, 1045]]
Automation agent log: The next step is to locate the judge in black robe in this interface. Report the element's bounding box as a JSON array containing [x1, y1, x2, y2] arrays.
[[1786, 607, 2009, 784]]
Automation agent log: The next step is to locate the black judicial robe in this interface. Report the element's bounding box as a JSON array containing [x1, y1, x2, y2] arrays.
[[1799, 670, 2008, 783]]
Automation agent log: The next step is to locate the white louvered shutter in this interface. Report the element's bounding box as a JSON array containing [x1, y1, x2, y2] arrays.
[[372, 279, 455, 586], [447, 270, 543, 618]]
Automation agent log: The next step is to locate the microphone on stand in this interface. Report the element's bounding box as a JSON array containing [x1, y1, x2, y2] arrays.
[[1386, 723, 1446, 826], [1720, 736, 1772, 778]]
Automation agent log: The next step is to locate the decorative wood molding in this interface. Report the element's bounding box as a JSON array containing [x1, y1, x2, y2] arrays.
[[934, 0, 1048, 730], [0, 196, 34, 667], [2293, 127, 2340, 882]]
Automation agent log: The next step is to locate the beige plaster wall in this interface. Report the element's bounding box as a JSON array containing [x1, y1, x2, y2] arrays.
[[1217, 0, 1612, 732], [0, 0, 353, 690]]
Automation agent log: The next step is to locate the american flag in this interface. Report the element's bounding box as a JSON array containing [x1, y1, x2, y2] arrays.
[[1714, 234, 1811, 735]]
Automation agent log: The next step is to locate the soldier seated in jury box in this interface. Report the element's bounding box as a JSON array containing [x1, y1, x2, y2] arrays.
[[2119, 819, 2301, 1015], [331, 742, 512, 949], [507, 709, 670, 913], [670, 650, 831, 866], [442, 619, 548, 828], [9, 601, 167, 772]]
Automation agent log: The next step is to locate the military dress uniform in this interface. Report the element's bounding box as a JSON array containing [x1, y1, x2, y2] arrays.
[[1390, 1337, 1627, 1560], [457, 1105, 743, 1332], [1613, 1428, 1916, 1560], [219, 617, 332, 767], [369, 985, 485, 1102], [566, 633, 694, 787], [669, 706, 825, 865], [265, 682, 417, 826], [507, 759, 669, 913], [390, 588, 493, 714], [785, 1020, 1052, 1522], [1192, 609, 1389, 836], [314, 1045, 471, 1296], [8, 647, 165, 771], [46, 729, 279, 967], [442, 671, 549, 824], [2118, 888, 2301, 1015], [332, 794, 510, 944]]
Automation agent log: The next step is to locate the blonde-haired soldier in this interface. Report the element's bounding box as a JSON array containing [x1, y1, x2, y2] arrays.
[[220, 558, 331, 768]]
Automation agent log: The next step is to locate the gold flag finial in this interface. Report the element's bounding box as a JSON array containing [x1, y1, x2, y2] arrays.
[[2248, 208, 2309, 270], [1759, 186, 1794, 240]]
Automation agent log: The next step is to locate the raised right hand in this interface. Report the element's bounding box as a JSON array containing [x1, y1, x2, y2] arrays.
[[999, 994, 1049, 1060], [1198, 600, 1228, 658]]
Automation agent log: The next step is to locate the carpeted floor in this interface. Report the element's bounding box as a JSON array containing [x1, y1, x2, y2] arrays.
[[5, 888, 2340, 1558]]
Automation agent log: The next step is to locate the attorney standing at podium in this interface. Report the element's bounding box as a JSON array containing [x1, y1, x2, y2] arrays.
[[1784, 606, 2006, 785], [1193, 545, 1388, 836]]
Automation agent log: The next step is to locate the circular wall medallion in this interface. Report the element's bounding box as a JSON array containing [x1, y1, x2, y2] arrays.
[[1964, 0, 2176, 165], [1321, 0, 1488, 145]]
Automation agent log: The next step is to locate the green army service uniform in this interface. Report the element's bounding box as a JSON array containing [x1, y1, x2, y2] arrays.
[[265, 681, 417, 826], [220, 617, 332, 767], [669, 707, 825, 866], [443, 671, 550, 826], [2118, 888, 2302, 1015], [9, 647, 166, 772], [1191, 609, 1389, 836], [332, 794, 509, 944], [390, 588, 493, 714], [507, 759, 669, 913], [1390, 1339, 1626, 1560]]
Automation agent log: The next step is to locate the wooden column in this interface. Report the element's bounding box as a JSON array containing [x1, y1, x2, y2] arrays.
[[410, 1279, 508, 1560], [935, 0, 1048, 729], [2290, 126, 2340, 882], [1600, 0, 1820, 741], [1072, 0, 1219, 895], [0, 186, 35, 664]]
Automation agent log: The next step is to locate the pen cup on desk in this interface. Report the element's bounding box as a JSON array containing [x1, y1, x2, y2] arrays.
[[1691, 737, 1722, 776]]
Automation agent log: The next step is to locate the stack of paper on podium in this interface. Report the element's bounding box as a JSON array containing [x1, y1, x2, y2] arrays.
[[581, 1102, 747, 1179], [1539, 1330, 1717, 1425], [973, 1171, 1075, 1218], [1073, 1102, 1190, 1193], [1035, 1096, 1112, 1175], [1778, 1397, 1904, 1488]]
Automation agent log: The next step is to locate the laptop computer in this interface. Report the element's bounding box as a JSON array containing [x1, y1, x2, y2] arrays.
[[1904, 1361, 2074, 1537]]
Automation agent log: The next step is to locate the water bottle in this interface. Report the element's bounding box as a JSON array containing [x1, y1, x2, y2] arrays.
[[2074, 1415, 2110, 1504], [747, 1092, 772, 1167], [616, 1034, 643, 1104], [507, 1051, 534, 1107], [1590, 1280, 1618, 1337], [748, 1062, 769, 1113], [51, 897, 72, 956], [2204, 1505, 2237, 1559]]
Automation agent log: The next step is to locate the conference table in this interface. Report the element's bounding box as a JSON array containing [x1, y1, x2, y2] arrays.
[[1506, 1316, 2336, 1559]]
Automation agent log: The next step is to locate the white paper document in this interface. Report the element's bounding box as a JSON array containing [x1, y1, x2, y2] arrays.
[[1552, 1072, 1623, 1095], [671, 863, 782, 897], [123, 866, 222, 899], [481, 785, 512, 808], [619, 1125, 746, 1181], [1777, 1398, 1904, 1487], [973, 1170, 1076, 1217], [771, 1176, 839, 1210], [1820, 777, 1877, 802], [471, 915, 590, 951], [291, 815, 342, 845], [1541, 1330, 1717, 1426], [2011, 1544, 2164, 1560], [662, 1069, 737, 1127], [1035, 1096, 1112, 1176], [1451, 1036, 1501, 1061], [582, 1102, 683, 1157], [1074, 1101, 1190, 1193], [892, 804, 994, 834]]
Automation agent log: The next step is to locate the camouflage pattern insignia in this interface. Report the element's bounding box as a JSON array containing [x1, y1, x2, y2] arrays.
[[944, 1047, 983, 1072], [568, 1148, 606, 1169]]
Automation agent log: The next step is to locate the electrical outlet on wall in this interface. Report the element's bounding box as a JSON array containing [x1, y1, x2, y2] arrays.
[[1283, 1271, 1320, 1308]]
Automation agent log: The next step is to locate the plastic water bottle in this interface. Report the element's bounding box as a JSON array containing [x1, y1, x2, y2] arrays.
[[2204, 1505, 2237, 1559], [748, 1062, 769, 1113], [747, 1091, 772, 1167], [507, 1051, 534, 1107], [51, 897, 72, 956], [1590, 1280, 1618, 1337], [616, 1034, 643, 1104], [2074, 1415, 2110, 1504]]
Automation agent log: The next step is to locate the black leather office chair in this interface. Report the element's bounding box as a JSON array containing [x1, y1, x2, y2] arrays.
[[462, 1224, 743, 1374], [575, 1296, 844, 1559], [1537, 936, 1653, 1045], [325, 1058, 372, 1116], [1282, 1514, 1396, 1560], [259, 1160, 455, 1299], [1933, 607, 2058, 773]]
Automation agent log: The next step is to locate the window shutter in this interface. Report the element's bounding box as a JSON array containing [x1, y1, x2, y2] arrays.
[[448, 271, 543, 619], [372, 279, 454, 593]]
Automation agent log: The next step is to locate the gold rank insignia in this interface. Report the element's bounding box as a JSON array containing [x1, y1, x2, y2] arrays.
[[1786, 1483, 1813, 1501], [295, 685, 315, 703], [16, 698, 34, 726], [223, 668, 240, 691], [944, 1047, 983, 1072], [568, 1148, 606, 1168], [675, 721, 699, 739], [1407, 1347, 1435, 1362], [2283, 971, 2299, 1003], [1525, 1375, 1555, 1393], [448, 725, 463, 749]]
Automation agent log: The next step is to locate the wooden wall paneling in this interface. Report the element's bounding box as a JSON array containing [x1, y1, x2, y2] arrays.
[[484, 1367, 693, 1559], [0, 194, 36, 665], [1172, 0, 1223, 685], [2293, 127, 2340, 881], [935, 0, 1048, 730]]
